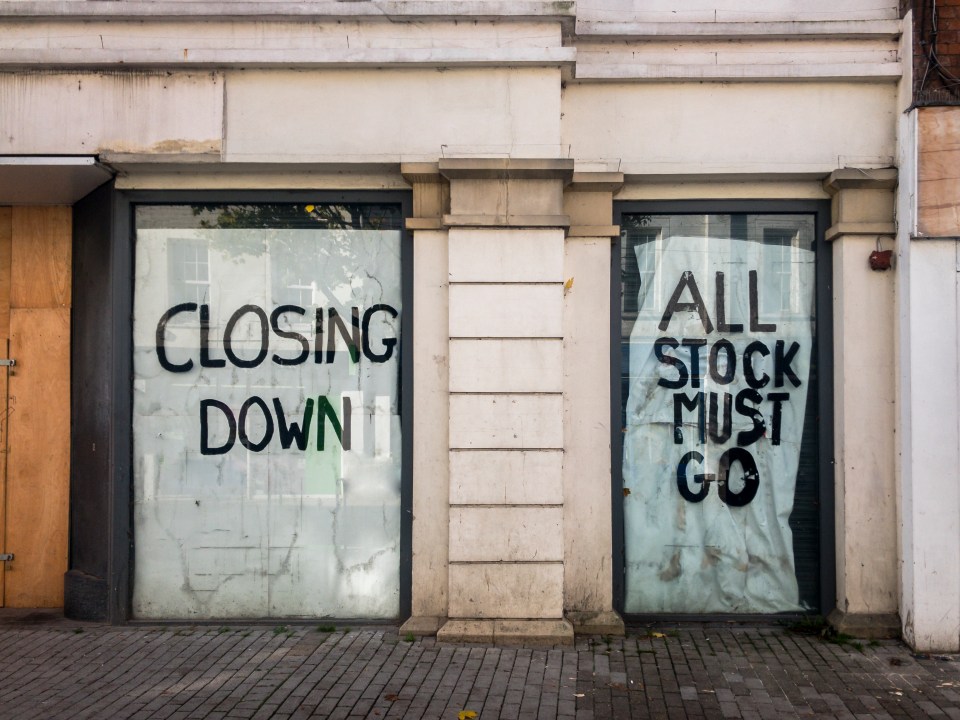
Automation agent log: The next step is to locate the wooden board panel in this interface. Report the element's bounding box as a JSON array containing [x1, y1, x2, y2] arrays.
[[10, 206, 71, 310], [4, 308, 69, 607], [0, 208, 9, 606], [918, 107, 960, 237]]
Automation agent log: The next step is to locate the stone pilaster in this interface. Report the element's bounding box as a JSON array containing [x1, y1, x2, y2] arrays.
[[561, 172, 625, 637], [823, 168, 900, 639], [399, 164, 450, 638], [434, 158, 575, 645]]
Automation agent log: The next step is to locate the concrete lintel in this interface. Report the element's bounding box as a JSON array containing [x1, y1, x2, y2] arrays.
[[437, 619, 574, 646], [443, 214, 570, 228], [827, 609, 901, 640], [567, 225, 619, 238], [439, 158, 574, 182], [398, 616, 444, 638], [566, 611, 626, 637], [568, 172, 625, 193], [823, 168, 898, 193], [825, 221, 896, 242]]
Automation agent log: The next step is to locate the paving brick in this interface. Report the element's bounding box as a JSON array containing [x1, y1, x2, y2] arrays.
[[3, 620, 960, 719]]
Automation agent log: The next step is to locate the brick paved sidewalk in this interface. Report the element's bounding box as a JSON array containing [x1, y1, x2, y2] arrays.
[[1, 617, 959, 719]]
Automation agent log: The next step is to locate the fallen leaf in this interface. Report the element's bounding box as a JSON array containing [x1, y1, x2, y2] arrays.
[[650, 632, 667, 638], [384, 694, 399, 702], [458, 712, 478, 720], [564, 277, 574, 291], [609, 682, 627, 691], [305, 205, 315, 213], [623, 488, 631, 497]]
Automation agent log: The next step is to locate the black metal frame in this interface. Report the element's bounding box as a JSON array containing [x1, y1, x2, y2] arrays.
[[105, 189, 414, 623], [611, 199, 835, 621]]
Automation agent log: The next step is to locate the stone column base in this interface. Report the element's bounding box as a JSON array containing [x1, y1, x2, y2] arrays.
[[827, 609, 901, 639], [566, 611, 625, 637], [436, 619, 574, 646], [399, 616, 445, 638]]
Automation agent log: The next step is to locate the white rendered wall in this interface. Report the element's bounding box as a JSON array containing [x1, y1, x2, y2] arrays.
[[562, 82, 897, 177], [897, 105, 960, 651], [224, 69, 562, 163]]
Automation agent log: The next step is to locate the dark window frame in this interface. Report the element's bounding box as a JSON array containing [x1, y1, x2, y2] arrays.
[[111, 189, 414, 623], [611, 199, 835, 620]]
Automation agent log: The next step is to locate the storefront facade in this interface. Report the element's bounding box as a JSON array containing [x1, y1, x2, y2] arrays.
[[0, 0, 929, 646]]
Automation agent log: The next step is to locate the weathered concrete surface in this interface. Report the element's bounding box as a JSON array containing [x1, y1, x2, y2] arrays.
[[2, 611, 960, 719]]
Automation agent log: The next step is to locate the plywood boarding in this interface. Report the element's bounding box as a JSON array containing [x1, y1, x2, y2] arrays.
[[4, 308, 70, 607], [0, 209, 9, 605], [10, 207, 71, 309], [918, 107, 960, 238]]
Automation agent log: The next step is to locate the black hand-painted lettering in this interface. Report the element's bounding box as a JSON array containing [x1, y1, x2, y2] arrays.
[[743, 341, 770, 389], [200, 399, 236, 455], [659, 271, 714, 334], [717, 447, 760, 507], [314, 308, 325, 364], [326, 308, 361, 364], [200, 304, 226, 368], [223, 305, 269, 369], [767, 392, 790, 446], [715, 272, 743, 333], [673, 392, 704, 445], [270, 305, 309, 366], [748, 270, 777, 332], [362, 304, 399, 362], [156, 302, 197, 372], [708, 338, 737, 385], [655, 337, 688, 389], [676, 450, 712, 503], [774, 340, 802, 388], [708, 391, 733, 444], [681, 338, 707, 389], [273, 397, 314, 451], [238, 395, 274, 452], [735, 388, 766, 446]]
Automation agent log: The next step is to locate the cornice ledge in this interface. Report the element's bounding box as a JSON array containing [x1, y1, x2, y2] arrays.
[[0, 1, 576, 21]]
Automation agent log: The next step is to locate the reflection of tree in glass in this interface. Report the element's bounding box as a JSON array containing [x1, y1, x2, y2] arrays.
[[620, 214, 652, 235], [193, 203, 400, 232], [191, 203, 402, 307]]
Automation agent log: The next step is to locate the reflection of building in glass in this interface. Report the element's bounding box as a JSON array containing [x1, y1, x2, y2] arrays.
[[167, 238, 211, 305]]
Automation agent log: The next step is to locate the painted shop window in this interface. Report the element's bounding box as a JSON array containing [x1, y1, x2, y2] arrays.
[[620, 211, 820, 614], [132, 202, 403, 619]]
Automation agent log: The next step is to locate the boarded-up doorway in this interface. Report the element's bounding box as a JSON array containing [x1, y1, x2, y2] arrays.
[[0, 206, 71, 607]]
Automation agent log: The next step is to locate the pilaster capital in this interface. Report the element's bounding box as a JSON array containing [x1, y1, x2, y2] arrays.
[[823, 167, 897, 194]]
